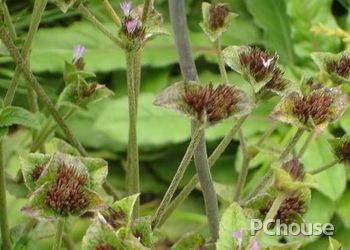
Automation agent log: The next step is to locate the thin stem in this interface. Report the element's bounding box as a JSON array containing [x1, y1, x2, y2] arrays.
[[0, 139, 12, 250], [102, 0, 121, 27], [297, 130, 315, 158], [63, 234, 75, 250], [278, 128, 304, 162], [152, 123, 203, 228], [141, 0, 152, 24], [214, 38, 229, 84], [256, 122, 278, 147], [255, 193, 286, 239], [52, 219, 65, 250], [1, 2, 16, 39], [158, 116, 246, 226], [309, 159, 339, 175], [3, 0, 47, 107], [126, 50, 140, 216], [77, 4, 124, 49], [0, 25, 88, 157], [234, 129, 250, 202]]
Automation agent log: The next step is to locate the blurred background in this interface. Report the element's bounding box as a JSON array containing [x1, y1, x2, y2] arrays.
[[1, 0, 350, 249]]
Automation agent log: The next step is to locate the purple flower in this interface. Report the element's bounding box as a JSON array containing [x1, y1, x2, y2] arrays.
[[126, 20, 138, 34], [73, 45, 86, 62], [252, 240, 260, 250], [232, 229, 244, 240], [120, 1, 132, 16]]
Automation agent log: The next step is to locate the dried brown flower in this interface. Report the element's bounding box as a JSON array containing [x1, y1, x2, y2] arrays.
[[282, 158, 305, 181], [293, 90, 334, 126], [45, 164, 89, 215], [101, 207, 126, 229], [326, 55, 350, 77], [239, 47, 277, 82], [182, 84, 240, 123], [335, 140, 350, 165], [31, 165, 44, 181], [209, 4, 230, 30]]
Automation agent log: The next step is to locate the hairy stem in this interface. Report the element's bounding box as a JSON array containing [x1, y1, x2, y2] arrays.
[[214, 38, 229, 84], [256, 122, 278, 147], [309, 159, 339, 175], [102, 0, 121, 26], [158, 116, 246, 226], [52, 219, 65, 250], [234, 129, 250, 202], [63, 234, 75, 250], [1, 2, 16, 39], [169, 0, 219, 241], [297, 130, 315, 158], [152, 123, 203, 228], [0, 139, 12, 250], [278, 128, 304, 161], [141, 0, 152, 24], [126, 50, 140, 217]]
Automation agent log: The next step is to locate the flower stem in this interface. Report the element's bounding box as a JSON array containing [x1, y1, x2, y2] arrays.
[[126, 50, 140, 217], [214, 38, 229, 84], [309, 159, 339, 175], [278, 128, 304, 162], [152, 122, 203, 228], [157, 116, 246, 226], [234, 129, 251, 202], [0, 138, 12, 250], [297, 130, 315, 158], [77, 4, 125, 49], [102, 0, 121, 27], [255, 122, 278, 147], [52, 219, 65, 250], [169, 0, 219, 241], [1, 2, 16, 40]]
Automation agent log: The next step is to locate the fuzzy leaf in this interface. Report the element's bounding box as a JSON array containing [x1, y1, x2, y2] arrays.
[[0, 106, 40, 129], [45, 138, 80, 156], [80, 157, 108, 190], [132, 217, 156, 248], [171, 232, 205, 250]]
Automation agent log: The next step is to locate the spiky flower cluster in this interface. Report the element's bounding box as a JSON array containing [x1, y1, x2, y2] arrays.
[[260, 196, 306, 225], [101, 207, 126, 229], [120, 2, 145, 41], [257, 67, 289, 98], [239, 47, 277, 82], [326, 54, 350, 77], [95, 243, 116, 250], [45, 164, 89, 215], [282, 158, 305, 181], [182, 84, 240, 123], [31, 165, 44, 181], [293, 90, 334, 126], [334, 139, 350, 165], [209, 4, 230, 30]]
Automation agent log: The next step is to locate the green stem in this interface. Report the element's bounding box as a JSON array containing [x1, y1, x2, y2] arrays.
[[158, 116, 246, 226], [63, 234, 75, 250], [309, 159, 339, 175], [126, 50, 140, 217], [0, 139, 12, 250], [3, 0, 47, 107], [152, 123, 203, 228], [278, 128, 304, 162], [1, 2, 16, 40], [234, 129, 250, 202], [77, 4, 124, 49], [214, 38, 229, 84], [102, 0, 121, 27], [297, 130, 315, 158], [52, 219, 65, 250], [169, 0, 218, 241], [141, 0, 152, 24], [255, 122, 278, 147], [256, 193, 286, 239]]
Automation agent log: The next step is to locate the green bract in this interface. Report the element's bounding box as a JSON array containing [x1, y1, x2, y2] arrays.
[[199, 2, 237, 42], [154, 82, 253, 126], [312, 50, 350, 85], [329, 135, 350, 166], [50, 0, 82, 13], [20, 151, 108, 220], [270, 88, 348, 133]]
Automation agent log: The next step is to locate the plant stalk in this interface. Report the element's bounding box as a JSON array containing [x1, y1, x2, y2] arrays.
[[169, 0, 219, 241], [278, 128, 304, 161], [214, 38, 229, 84], [52, 219, 65, 250], [152, 122, 203, 228], [0, 138, 12, 250], [102, 0, 121, 27], [141, 0, 152, 24], [297, 130, 315, 158], [309, 159, 339, 175]]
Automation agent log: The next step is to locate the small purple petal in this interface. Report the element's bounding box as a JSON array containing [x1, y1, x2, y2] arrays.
[[126, 20, 138, 33], [252, 240, 260, 250], [73, 45, 86, 62], [120, 1, 132, 15], [232, 229, 244, 240]]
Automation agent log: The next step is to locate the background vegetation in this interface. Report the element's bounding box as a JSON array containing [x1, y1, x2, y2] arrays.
[[1, 0, 350, 249]]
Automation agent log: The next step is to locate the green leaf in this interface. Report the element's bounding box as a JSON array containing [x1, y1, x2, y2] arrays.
[[171, 232, 205, 250], [328, 237, 343, 250], [246, 0, 295, 64], [132, 217, 156, 248], [45, 138, 80, 156], [336, 188, 350, 228], [0, 106, 40, 129], [108, 194, 140, 227], [216, 203, 248, 250]]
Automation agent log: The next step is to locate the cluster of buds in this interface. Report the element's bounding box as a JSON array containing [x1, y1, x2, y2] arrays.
[[154, 82, 253, 126], [271, 87, 347, 132], [208, 4, 230, 30], [326, 54, 350, 78], [120, 2, 145, 45], [72, 44, 86, 70]]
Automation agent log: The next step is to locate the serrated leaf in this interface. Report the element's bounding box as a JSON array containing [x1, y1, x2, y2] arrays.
[[0, 106, 40, 129]]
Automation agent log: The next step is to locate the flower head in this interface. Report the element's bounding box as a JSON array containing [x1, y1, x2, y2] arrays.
[[31, 165, 45, 181], [154, 82, 253, 126], [209, 4, 230, 30], [252, 240, 260, 250], [72, 45, 86, 70], [120, 1, 132, 16], [271, 87, 348, 132], [232, 229, 244, 240], [257, 67, 290, 99], [282, 158, 305, 181], [329, 136, 350, 166], [126, 19, 138, 33], [326, 53, 350, 78], [121, 17, 145, 42]]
